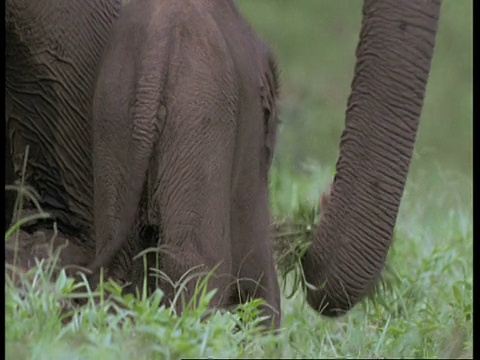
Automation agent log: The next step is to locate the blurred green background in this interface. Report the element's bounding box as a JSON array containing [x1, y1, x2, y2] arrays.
[[237, 0, 472, 229]]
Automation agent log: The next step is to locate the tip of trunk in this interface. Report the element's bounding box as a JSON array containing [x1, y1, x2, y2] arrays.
[[304, 285, 354, 318], [301, 246, 380, 317]]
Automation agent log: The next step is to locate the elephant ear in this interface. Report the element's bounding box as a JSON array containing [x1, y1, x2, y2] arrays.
[[261, 53, 280, 170]]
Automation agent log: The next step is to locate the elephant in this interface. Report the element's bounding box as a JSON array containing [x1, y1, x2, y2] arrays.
[[302, 0, 441, 316], [5, 0, 131, 281], [86, 0, 442, 327], [5, 0, 122, 246], [5, 229, 90, 282], [88, 0, 282, 325], [5, 0, 442, 329]]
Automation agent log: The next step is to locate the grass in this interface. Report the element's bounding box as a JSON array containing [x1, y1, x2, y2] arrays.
[[5, 1, 472, 359], [5, 165, 473, 358]]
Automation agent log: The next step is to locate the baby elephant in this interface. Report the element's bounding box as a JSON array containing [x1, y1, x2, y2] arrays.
[[90, 0, 281, 326]]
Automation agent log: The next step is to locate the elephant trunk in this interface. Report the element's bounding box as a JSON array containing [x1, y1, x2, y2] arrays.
[[302, 0, 442, 316]]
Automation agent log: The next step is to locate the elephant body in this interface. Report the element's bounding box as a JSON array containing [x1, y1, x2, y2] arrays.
[[90, 0, 281, 324], [5, 0, 122, 242], [5, 0, 442, 328]]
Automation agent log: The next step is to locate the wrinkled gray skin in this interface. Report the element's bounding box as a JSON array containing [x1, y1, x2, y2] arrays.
[[5, 0, 122, 245], [5, 0, 126, 278], [302, 0, 442, 316], [6, 0, 442, 328], [89, 0, 442, 325], [90, 0, 281, 325]]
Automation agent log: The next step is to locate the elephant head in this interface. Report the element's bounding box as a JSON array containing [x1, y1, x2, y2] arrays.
[[302, 0, 442, 316]]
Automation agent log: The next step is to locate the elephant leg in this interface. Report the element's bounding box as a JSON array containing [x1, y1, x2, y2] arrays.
[[89, 106, 160, 285], [151, 109, 236, 315], [230, 189, 281, 329], [6, 229, 90, 280], [88, 7, 175, 283]]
